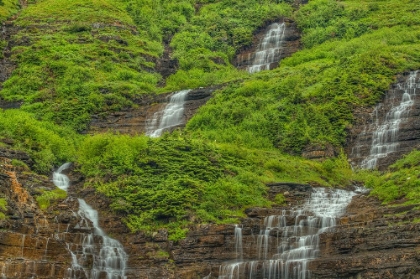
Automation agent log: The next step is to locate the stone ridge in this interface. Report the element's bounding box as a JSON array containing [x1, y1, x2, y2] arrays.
[[346, 71, 420, 170]]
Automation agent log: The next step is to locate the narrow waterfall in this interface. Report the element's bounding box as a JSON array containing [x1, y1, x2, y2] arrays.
[[217, 188, 356, 279], [247, 22, 286, 73], [52, 162, 71, 191], [53, 164, 128, 279], [146, 89, 191, 137], [357, 71, 419, 169]]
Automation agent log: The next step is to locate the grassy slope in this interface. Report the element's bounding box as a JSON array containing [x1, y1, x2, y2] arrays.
[[187, 0, 420, 152], [0, 0, 419, 238], [355, 151, 420, 205], [0, 0, 162, 131], [77, 132, 353, 238], [0, 0, 19, 21]]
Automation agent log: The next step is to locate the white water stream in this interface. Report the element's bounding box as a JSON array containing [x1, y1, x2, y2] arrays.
[[53, 164, 128, 279], [248, 22, 286, 73], [146, 89, 191, 137], [358, 71, 418, 169], [217, 188, 357, 279]]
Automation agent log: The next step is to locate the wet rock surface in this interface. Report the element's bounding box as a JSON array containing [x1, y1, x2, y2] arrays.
[[235, 18, 300, 72], [311, 195, 420, 279], [89, 85, 220, 135], [346, 71, 420, 170], [1, 151, 420, 278]]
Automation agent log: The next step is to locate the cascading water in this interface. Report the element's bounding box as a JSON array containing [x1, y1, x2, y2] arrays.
[[53, 163, 128, 279], [146, 89, 191, 137], [357, 71, 418, 169], [247, 22, 286, 73], [217, 188, 357, 279], [52, 162, 71, 191]]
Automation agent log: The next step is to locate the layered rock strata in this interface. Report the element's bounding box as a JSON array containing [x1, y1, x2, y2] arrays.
[[0, 150, 72, 278], [311, 195, 420, 279], [89, 86, 220, 135], [347, 71, 420, 170], [1, 148, 419, 278]]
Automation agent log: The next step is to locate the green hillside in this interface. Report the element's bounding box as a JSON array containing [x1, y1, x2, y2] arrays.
[[0, 0, 419, 239]]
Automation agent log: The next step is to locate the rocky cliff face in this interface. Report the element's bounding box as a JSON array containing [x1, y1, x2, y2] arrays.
[[89, 86, 219, 135], [311, 196, 420, 279], [346, 71, 420, 170], [1, 149, 420, 279], [0, 148, 71, 278]]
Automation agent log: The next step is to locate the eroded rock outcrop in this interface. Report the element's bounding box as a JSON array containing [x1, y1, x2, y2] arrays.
[[0, 152, 72, 278]]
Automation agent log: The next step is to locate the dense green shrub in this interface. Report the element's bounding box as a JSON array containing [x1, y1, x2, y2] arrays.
[[76, 132, 355, 238], [0, 0, 162, 131], [36, 188, 67, 210], [0, 110, 78, 173], [0, 0, 18, 21], [187, 0, 420, 153], [0, 198, 6, 220], [355, 150, 420, 204]]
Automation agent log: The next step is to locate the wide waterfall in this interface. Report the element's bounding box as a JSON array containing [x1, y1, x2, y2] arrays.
[[357, 71, 418, 169], [53, 164, 128, 279], [217, 188, 356, 279], [247, 22, 286, 73], [146, 89, 191, 137]]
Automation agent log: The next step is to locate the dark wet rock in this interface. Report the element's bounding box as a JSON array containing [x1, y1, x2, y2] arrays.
[[346, 71, 420, 170]]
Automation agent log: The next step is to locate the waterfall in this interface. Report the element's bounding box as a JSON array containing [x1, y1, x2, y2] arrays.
[[247, 22, 286, 73], [218, 188, 357, 279], [146, 89, 191, 137], [52, 162, 71, 191], [235, 225, 243, 260], [358, 71, 418, 169], [53, 163, 128, 279]]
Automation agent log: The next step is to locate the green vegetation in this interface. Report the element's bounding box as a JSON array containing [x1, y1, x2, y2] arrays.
[[274, 193, 286, 206], [0, 198, 7, 220], [187, 0, 420, 153], [0, 0, 419, 239], [77, 132, 354, 238], [36, 188, 67, 210], [356, 150, 420, 204], [0, 0, 19, 22], [0, 110, 78, 173], [0, 0, 291, 131], [1, 0, 162, 131], [11, 158, 29, 170], [165, 0, 292, 89]]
